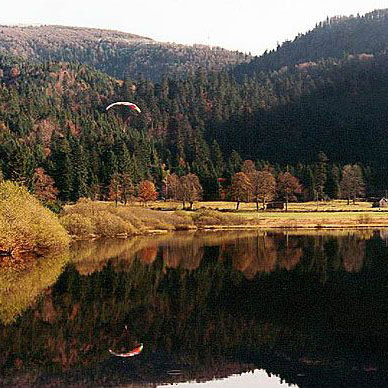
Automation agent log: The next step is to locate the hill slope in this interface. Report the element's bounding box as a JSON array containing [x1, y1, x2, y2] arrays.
[[234, 9, 388, 79], [0, 25, 250, 81]]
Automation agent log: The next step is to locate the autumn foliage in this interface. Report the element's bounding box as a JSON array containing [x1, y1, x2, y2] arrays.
[[32, 167, 59, 202], [137, 180, 158, 205], [0, 181, 70, 254]]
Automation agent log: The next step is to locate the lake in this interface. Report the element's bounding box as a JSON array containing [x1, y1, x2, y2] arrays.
[[1, 229, 388, 387]]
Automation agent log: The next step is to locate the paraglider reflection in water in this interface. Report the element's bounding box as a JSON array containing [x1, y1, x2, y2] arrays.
[[106, 101, 141, 113], [109, 343, 144, 358]]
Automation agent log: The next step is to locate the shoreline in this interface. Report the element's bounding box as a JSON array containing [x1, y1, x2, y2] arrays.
[[68, 221, 388, 241]]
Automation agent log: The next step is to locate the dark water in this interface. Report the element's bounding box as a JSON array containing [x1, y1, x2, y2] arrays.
[[2, 229, 388, 387]]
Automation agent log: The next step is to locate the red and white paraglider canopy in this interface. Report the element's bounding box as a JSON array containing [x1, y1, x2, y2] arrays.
[[106, 101, 141, 113]]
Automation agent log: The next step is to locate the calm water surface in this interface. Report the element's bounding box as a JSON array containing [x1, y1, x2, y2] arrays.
[[2, 229, 388, 387]]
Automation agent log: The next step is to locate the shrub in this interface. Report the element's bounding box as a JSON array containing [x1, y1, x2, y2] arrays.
[[60, 214, 95, 238], [61, 199, 136, 237], [61, 199, 197, 238], [93, 210, 135, 236], [0, 181, 70, 254]]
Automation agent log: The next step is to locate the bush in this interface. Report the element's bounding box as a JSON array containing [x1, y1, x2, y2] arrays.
[[60, 214, 95, 238], [0, 181, 70, 254], [61, 199, 197, 238], [61, 199, 136, 237], [93, 210, 135, 236]]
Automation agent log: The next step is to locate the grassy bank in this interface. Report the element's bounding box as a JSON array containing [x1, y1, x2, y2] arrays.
[[60, 199, 388, 240], [60, 199, 260, 238]]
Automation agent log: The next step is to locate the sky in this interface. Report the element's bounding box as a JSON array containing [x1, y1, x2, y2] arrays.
[[159, 369, 298, 387], [1, 0, 388, 55]]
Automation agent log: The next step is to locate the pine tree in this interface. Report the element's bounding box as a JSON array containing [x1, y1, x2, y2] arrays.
[[121, 173, 134, 205], [227, 150, 242, 178], [211, 140, 225, 178], [316, 151, 328, 200], [340, 164, 365, 204], [71, 139, 89, 201], [108, 173, 122, 206], [326, 165, 341, 199], [51, 136, 73, 201]]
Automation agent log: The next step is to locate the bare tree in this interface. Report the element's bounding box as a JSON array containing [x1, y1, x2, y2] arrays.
[[180, 173, 202, 210], [166, 173, 181, 201], [241, 160, 257, 175]]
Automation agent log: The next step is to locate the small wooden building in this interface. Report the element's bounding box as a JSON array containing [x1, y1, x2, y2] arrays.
[[266, 202, 285, 210]]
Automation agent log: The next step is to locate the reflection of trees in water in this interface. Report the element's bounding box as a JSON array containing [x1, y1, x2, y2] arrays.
[[226, 234, 302, 279], [339, 235, 366, 273], [71, 232, 261, 276], [296, 233, 369, 281], [71, 230, 368, 280], [277, 236, 303, 271], [138, 246, 158, 264], [0, 230, 384, 384], [162, 243, 204, 270]]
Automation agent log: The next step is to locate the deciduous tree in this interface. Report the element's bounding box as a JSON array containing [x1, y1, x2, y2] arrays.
[[32, 167, 59, 202], [231, 172, 252, 210], [277, 172, 302, 211], [166, 173, 181, 201], [180, 173, 203, 210], [252, 169, 276, 211], [138, 180, 158, 206]]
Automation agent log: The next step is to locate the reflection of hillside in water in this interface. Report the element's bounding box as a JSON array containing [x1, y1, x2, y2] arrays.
[[0, 230, 385, 387], [0, 252, 69, 324]]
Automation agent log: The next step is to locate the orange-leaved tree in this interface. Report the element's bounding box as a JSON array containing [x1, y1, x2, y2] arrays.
[[137, 180, 158, 206]]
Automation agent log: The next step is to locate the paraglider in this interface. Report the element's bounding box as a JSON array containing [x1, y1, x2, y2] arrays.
[[109, 343, 143, 358], [106, 101, 141, 113]]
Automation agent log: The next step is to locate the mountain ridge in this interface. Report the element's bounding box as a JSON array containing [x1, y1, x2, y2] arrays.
[[234, 8, 388, 79], [0, 24, 250, 81]]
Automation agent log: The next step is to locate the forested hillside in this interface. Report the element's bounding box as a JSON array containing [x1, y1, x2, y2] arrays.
[[0, 25, 249, 81], [235, 9, 388, 78], [2, 11, 388, 203], [1, 47, 388, 202]]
